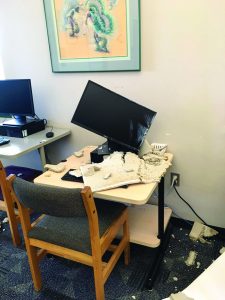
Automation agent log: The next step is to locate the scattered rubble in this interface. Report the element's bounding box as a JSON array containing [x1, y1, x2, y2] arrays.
[[169, 292, 194, 300], [219, 247, 225, 254], [185, 251, 197, 266], [189, 221, 218, 243]]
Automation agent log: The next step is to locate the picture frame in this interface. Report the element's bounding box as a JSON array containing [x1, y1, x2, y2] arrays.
[[43, 0, 141, 72]]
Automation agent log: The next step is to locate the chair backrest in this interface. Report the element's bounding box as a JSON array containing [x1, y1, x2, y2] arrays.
[[12, 177, 86, 218], [0, 160, 9, 201]]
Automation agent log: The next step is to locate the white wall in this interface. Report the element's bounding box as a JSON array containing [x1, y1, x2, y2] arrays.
[[0, 0, 224, 227]]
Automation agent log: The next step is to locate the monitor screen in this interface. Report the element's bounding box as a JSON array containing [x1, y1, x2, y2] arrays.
[[0, 79, 35, 124], [71, 80, 157, 153]]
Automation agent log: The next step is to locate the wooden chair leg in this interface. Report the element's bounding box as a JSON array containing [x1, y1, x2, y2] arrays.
[[26, 245, 42, 291], [123, 217, 130, 266], [4, 199, 21, 247], [93, 259, 105, 300]]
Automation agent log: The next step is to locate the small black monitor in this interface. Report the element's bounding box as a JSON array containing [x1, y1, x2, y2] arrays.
[[0, 79, 35, 125], [71, 80, 157, 154]]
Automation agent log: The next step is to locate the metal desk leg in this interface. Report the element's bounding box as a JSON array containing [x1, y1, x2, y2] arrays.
[[158, 176, 165, 241], [38, 146, 46, 170], [142, 176, 170, 290]]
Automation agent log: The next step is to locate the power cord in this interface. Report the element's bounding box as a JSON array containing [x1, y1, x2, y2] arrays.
[[172, 184, 209, 226]]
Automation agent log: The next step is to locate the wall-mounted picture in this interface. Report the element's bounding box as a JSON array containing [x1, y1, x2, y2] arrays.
[[43, 0, 141, 72]]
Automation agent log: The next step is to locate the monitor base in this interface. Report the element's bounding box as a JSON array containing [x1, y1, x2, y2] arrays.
[[91, 140, 138, 163], [98, 140, 137, 156]]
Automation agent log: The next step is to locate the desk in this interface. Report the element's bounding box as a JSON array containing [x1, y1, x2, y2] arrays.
[[0, 127, 71, 169], [34, 146, 173, 247], [34, 145, 173, 288]]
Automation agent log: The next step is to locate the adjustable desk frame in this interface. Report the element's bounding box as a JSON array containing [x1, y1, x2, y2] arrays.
[[34, 146, 173, 288]]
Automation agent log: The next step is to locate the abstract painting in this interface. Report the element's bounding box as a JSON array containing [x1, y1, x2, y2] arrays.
[[43, 0, 140, 72]]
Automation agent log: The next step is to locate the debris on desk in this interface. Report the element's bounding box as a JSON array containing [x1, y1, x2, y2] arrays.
[[185, 250, 197, 266], [93, 165, 101, 171], [79, 150, 172, 191], [44, 171, 52, 177], [69, 169, 82, 177], [80, 151, 140, 192], [44, 163, 66, 173], [74, 150, 84, 158], [124, 167, 134, 172], [83, 166, 95, 177], [103, 172, 111, 180]]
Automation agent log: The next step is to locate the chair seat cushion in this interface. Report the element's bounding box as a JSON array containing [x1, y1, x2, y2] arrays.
[[28, 199, 126, 254], [0, 166, 42, 200]]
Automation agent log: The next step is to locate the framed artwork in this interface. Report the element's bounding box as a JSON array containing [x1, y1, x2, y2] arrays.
[[43, 0, 141, 72]]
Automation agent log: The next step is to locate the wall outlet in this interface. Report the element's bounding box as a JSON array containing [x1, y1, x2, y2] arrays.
[[171, 172, 180, 187]]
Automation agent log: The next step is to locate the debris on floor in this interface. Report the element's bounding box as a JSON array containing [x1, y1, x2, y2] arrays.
[[189, 221, 218, 243], [185, 251, 197, 266], [169, 292, 194, 300], [2, 217, 8, 223], [219, 247, 225, 254]]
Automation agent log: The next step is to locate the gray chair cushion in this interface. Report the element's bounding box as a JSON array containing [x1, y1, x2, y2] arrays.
[[13, 177, 86, 217], [28, 199, 126, 254]]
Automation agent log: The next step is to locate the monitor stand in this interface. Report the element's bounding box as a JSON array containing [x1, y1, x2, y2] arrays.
[[91, 140, 137, 163], [97, 140, 135, 156]]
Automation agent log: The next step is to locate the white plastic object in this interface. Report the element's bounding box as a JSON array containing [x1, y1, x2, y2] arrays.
[[151, 143, 167, 155]]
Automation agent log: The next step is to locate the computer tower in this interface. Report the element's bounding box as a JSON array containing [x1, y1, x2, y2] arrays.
[[0, 119, 46, 138]]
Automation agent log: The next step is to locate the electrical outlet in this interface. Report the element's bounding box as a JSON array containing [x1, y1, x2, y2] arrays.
[[171, 172, 180, 186]]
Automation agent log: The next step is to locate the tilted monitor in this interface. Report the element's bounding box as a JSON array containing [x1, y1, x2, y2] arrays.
[[71, 80, 157, 154]]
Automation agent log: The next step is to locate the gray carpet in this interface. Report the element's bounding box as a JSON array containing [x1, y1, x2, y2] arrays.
[[0, 211, 224, 300]]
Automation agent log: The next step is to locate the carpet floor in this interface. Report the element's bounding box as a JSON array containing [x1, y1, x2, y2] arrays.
[[0, 212, 224, 300]]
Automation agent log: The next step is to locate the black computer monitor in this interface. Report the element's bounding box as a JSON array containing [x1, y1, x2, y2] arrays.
[[0, 79, 35, 125], [71, 80, 157, 154]]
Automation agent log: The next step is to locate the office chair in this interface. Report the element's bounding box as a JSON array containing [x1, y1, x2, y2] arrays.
[[0, 161, 42, 246], [7, 176, 130, 300]]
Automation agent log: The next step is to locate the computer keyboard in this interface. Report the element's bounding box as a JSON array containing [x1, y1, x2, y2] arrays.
[[0, 136, 10, 146]]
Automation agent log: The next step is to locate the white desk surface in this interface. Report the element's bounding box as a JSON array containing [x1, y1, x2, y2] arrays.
[[0, 127, 70, 159], [34, 146, 173, 206]]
